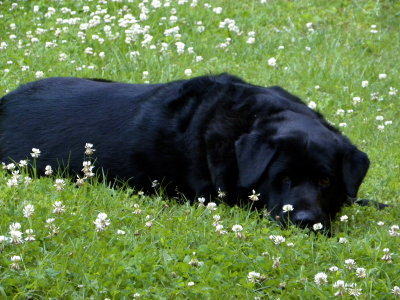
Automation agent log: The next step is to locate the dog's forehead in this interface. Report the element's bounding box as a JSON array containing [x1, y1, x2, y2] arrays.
[[272, 136, 339, 176], [271, 116, 341, 161]]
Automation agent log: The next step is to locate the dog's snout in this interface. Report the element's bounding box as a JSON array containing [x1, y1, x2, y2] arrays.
[[292, 210, 321, 228]]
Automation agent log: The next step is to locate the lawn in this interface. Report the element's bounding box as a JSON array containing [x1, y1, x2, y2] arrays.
[[0, 0, 399, 298]]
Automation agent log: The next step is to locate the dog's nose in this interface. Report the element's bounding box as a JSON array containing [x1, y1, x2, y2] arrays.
[[292, 210, 321, 228]]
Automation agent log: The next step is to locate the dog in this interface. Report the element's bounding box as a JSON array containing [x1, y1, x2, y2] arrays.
[[0, 74, 382, 228]]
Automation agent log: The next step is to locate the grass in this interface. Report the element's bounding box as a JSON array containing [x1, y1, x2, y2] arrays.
[[0, 0, 399, 298]]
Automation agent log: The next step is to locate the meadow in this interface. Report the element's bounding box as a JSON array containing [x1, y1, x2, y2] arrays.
[[0, 0, 399, 298]]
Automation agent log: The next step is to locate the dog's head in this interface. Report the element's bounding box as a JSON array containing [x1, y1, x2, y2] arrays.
[[235, 111, 370, 228]]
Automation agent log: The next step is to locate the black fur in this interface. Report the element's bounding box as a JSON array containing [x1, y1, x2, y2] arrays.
[[0, 74, 381, 227]]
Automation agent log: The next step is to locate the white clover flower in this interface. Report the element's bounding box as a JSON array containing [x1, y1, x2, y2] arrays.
[[370, 25, 378, 33], [389, 225, 400, 236], [333, 280, 347, 296], [377, 125, 385, 131], [76, 176, 85, 187], [215, 188, 225, 199], [361, 80, 369, 88], [215, 224, 227, 235], [24, 177, 32, 185], [339, 237, 348, 244], [206, 202, 217, 211], [378, 73, 387, 79], [272, 256, 281, 269], [52, 201, 65, 214], [213, 7, 222, 14], [133, 203, 142, 215], [286, 242, 294, 247], [19, 160, 28, 167], [129, 51, 140, 59], [314, 272, 328, 285], [389, 87, 398, 96], [308, 101, 317, 110], [31, 148, 41, 158], [198, 197, 205, 205], [10, 255, 22, 270], [356, 267, 367, 278], [35, 71, 44, 79], [9, 222, 21, 231], [339, 122, 347, 127], [187, 281, 195, 286], [188, 47, 196, 54], [54, 179, 66, 191], [268, 57, 277, 67], [232, 224, 243, 232], [84, 143, 96, 155], [392, 286, 400, 296], [344, 258, 356, 269], [6, 163, 16, 170], [9, 223, 23, 245], [145, 221, 153, 227], [269, 235, 285, 245], [246, 37, 255, 44], [94, 213, 111, 232], [333, 280, 345, 288], [151, 180, 159, 188], [352, 96, 362, 104], [45, 218, 60, 237], [377, 221, 384, 226], [25, 229, 36, 241], [7, 177, 19, 188], [248, 190, 260, 201], [340, 215, 348, 222], [381, 248, 393, 263], [175, 41, 185, 54], [376, 115, 384, 121], [117, 229, 126, 235], [10, 229, 23, 244], [329, 266, 339, 272], [23, 204, 35, 218], [59, 53, 68, 61], [313, 223, 323, 231], [212, 215, 221, 223], [188, 258, 204, 267], [347, 284, 362, 297], [82, 161, 95, 178], [215, 224, 224, 232], [184, 69, 192, 77], [247, 271, 261, 283], [45, 165, 53, 176], [282, 204, 294, 212]]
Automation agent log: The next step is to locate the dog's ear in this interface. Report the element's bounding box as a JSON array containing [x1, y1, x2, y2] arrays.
[[235, 133, 275, 188], [342, 147, 370, 197]]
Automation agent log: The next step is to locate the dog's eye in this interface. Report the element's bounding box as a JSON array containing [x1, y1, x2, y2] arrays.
[[282, 176, 291, 185], [318, 177, 331, 187]]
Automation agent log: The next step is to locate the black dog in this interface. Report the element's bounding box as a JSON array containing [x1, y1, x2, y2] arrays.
[[0, 74, 379, 227]]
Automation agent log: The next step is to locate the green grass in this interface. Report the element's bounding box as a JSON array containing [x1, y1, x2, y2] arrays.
[[1, 0, 399, 298]]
